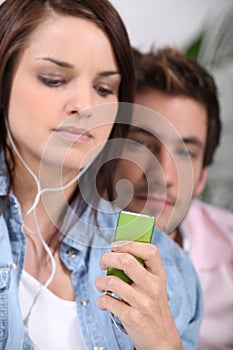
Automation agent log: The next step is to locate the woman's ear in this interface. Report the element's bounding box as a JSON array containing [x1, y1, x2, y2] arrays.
[[194, 166, 208, 196]]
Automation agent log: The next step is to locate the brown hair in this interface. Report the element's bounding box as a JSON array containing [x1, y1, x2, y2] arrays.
[[0, 0, 135, 214], [133, 47, 221, 167]]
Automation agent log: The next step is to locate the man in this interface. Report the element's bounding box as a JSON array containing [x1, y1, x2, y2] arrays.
[[113, 47, 233, 350]]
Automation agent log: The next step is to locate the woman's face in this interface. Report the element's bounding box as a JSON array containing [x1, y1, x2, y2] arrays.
[[8, 14, 121, 174]]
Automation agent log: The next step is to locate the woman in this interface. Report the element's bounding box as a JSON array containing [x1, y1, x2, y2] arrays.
[[0, 1, 202, 349]]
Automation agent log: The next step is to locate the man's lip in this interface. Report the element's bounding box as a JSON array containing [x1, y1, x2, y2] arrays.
[[53, 127, 93, 141], [135, 194, 175, 207]]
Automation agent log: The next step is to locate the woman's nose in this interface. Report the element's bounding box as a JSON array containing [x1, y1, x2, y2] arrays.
[[65, 80, 93, 116]]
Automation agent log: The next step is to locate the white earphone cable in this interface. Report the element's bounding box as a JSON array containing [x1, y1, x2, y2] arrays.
[[6, 122, 90, 328]]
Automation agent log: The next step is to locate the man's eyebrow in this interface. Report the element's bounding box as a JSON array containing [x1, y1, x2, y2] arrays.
[[129, 127, 205, 149], [181, 137, 204, 148], [128, 126, 155, 138]]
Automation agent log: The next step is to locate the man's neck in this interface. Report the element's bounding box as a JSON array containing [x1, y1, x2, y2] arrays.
[[169, 228, 183, 248]]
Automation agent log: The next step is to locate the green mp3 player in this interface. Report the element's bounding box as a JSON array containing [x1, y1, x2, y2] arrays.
[[107, 211, 155, 284]]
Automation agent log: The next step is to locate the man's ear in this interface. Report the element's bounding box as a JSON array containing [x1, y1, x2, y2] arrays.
[[195, 166, 208, 196]]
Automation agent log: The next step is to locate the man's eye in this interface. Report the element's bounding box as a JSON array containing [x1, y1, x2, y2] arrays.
[[136, 140, 148, 147], [95, 85, 114, 97], [38, 76, 65, 87], [127, 139, 151, 151], [128, 139, 146, 147], [128, 138, 160, 152], [177, 148, 192, 158]]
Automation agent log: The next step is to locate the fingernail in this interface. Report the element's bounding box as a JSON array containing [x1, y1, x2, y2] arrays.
[[110, 241, 122, 250], [111, 240, 130, 250]]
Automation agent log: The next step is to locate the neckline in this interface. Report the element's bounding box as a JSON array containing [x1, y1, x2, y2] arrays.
[[21, 270, 76, 305]]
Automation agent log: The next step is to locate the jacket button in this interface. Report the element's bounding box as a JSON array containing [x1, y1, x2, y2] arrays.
[[14, 203, 18, 213], [66, 250, 77, 258], [80, 299, 89, 306]]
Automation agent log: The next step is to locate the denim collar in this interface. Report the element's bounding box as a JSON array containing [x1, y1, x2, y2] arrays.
[[0, 152, 9, 196]]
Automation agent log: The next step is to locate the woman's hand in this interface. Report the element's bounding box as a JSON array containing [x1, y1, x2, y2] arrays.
[[95, 241, 182, 350]]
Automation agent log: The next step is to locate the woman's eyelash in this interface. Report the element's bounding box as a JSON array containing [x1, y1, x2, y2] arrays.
[[38, 75, 116, 97], [38, 76, 65, 87], [95, 85, 114, 96]]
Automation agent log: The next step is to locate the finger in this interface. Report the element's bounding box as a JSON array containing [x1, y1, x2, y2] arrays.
[[100, 250, 148, 287], [111, 241, 166, 280], [97, 253, 164, 306], [95, 274, 140, 310], [96, 291, 135, 328], [95, 274, 132, 300]]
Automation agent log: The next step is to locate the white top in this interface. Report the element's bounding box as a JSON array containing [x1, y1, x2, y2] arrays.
[[19, 270, 86, 350]]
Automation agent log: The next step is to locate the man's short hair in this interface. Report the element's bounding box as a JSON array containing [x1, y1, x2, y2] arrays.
[[133, 47, 221, 167]]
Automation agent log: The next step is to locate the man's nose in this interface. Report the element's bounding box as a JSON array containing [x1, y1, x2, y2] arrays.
[[156, 146, 178, 188]]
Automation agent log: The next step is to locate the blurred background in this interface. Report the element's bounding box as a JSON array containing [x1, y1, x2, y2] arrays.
[[0, 0, 232, 210], [110, 0, 233, 211]]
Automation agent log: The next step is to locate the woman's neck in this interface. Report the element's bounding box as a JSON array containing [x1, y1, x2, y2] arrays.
[[12, 149, 78, 200], [12, 156, 79, 244]]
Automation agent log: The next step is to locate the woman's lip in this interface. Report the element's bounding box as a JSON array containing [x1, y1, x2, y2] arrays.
[[54, 127, 93, 142]]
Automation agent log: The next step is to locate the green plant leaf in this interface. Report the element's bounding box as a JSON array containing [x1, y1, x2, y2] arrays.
[[184, 34, 204, 60]]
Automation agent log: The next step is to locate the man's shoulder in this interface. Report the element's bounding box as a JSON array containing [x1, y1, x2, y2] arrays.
[[191, 199, 233, 217], [186, 199, 233, 235], [182, 200, 233, 268]]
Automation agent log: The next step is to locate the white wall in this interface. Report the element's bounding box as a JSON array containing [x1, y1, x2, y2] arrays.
[[109, 0, 232, 51], [1, 0, 230, 49]]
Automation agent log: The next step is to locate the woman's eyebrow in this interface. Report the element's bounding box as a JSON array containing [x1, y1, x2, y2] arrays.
[[98, 71, 120, 77], [36, 57, 75, 69], [36, 57, 120, 77]]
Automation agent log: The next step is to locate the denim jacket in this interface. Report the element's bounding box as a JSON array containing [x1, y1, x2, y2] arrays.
[[0, 169, 203, 350]]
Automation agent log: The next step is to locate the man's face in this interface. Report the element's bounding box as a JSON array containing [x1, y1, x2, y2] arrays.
[[114, 88, 208, 232]]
